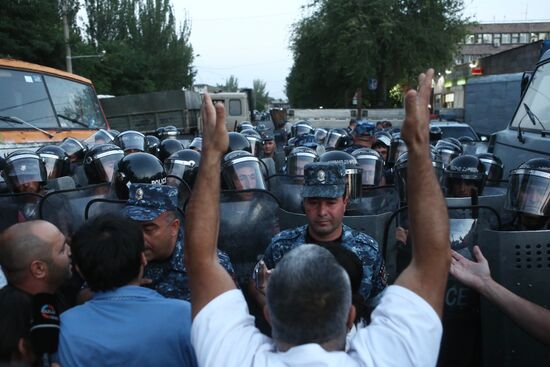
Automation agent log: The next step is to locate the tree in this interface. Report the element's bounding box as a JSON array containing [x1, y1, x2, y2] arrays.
[[253, 79, 270, 111], [77, 0, 195, 95], [286, 0, 471, 107], [0, 0, 80, 69], [220, 75, 239, 92]]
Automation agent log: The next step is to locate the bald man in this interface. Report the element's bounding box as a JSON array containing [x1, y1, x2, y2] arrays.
[[0, 220, 72, 295]]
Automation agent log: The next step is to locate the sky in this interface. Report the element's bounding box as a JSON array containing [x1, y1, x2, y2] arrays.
[[172, 0, 550, 100]]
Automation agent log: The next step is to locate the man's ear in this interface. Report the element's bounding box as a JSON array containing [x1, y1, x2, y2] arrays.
[[29, 260, 47, 279], [263, 304, 272, 326], [346, 304, 356, 330], [170, 217, 180, 238]]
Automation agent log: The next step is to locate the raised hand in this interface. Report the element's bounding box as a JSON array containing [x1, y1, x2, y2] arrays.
[[450, 246, 492, 292], [401, 69, 434, 152], [200, 93, 228, 157]]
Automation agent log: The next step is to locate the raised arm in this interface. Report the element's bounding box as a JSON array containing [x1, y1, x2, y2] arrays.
[[395, 69, 450, 317], [184, 94, 236, 319], [451, 246, 550, 346]]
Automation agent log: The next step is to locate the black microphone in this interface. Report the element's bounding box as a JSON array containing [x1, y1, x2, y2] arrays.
[[30, 293, 60, 367]]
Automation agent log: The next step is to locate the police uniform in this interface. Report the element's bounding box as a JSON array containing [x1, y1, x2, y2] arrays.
[[123, 184, 235, 301], [262, 162, 387, 304]]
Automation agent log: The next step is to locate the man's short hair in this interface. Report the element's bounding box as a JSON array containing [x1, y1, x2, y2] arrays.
[[71, 215, 144, 292], [266, 244, 351, 346], [0, 286, 32, 362]]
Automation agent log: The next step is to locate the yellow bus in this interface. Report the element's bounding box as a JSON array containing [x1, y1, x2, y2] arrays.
[[0, 58, 107, 155]]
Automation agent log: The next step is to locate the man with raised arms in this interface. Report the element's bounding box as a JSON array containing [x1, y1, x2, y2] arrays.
[[185, 69, 450, 366]]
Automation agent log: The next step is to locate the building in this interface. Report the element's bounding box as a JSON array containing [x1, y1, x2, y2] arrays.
[[456, 21, 550, 65]]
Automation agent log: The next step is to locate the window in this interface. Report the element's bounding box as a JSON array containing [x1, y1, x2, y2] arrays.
[[501, 33, 511, 44], [465, 34, 475, 44], [519, 33, 530, 43], [511, 33, 519, 44], [228, 99, 242, 116], [483, 33, 493, 44], [476, 34, 483, 44], [539, 32, 548, 41], [493, 33, 501, 47]]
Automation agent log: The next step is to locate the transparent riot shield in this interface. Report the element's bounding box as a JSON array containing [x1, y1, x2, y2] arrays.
[[218, 189, 280, 285], [85, 198, 131, 221], [0, 193, 43, 232], [478, 229, 550, 367], [346, 186, 399, 216], [166, 175, 192, 211], [268, 175, 304, 213], [39, 183, 111, 236]]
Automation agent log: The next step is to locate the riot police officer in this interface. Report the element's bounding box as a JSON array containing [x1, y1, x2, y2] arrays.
[[286, 146, 318, 176], [36, 145, 70, 179], [444, 155, 486, 198], [145, 135, 161, 157], [324, 128, 351, 151], [221, 150, 266, 191], [351, 148, 385, 188], [504, 158, 550, 230], [476, 153, 504, 184], [241, 129, 263, 157], [2, 151, 47, 195], [59, 137, 87, 164], [158, 139, 184, 162], [83, 144, 125, 184], [114, 130, 147, 155], [290, 121, 314, 138], [345, 121, 376, 152], [164, 149, 201, 189]]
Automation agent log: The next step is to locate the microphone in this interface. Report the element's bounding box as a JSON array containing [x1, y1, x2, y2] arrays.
[[30, 293, 60, 367]]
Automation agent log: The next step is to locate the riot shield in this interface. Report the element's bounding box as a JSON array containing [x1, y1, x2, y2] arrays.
[[166, 175, 192, 211], [0, 193, 43, 232], [268, 175, 304, 213], [218, 189, 280, 285], [478, 229, 550, 367], [39, 183, 112, 236], [85, 198, 127, 221], [345, 186, 399, 216]]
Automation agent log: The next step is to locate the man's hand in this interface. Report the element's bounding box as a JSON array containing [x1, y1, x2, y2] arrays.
[[201, 93, 228, 157], [396, 226, 409, 244], [450, 246, 492, 292], [401, 69, 434, 153]]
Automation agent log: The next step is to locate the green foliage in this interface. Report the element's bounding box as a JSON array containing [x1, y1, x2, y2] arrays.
[[0, 0, 79, 69], [253, 79, 270, 111], [219, 75, 239, 92], [286, 0, 471, 107], [0, 0, 195, 96]]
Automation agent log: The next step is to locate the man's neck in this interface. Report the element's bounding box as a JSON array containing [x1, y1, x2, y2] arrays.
[[307, 225, 343, 243], [15, 280, 56, 295], [275, 337, 346, 352]]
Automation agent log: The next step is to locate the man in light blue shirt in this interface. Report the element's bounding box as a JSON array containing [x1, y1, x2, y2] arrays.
[[58, 214, 197, 367]]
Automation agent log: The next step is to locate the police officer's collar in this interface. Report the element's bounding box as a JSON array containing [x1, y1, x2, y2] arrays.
[[305, 225, 344, 246]]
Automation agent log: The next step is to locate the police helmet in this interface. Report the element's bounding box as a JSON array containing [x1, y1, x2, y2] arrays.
[[236, 121, 254, 133], [255, 123, 269, 134], [287, 147, 319, 176], [260, 130, 275, 142], [164, 149, 201, 187], [228, 132, 251, 153], [325, 128, 352, 151], [314, 128, 328, 144], [442, 137, 463, 154], [189, 137, 202, 151], [113, 152, 167, 199], [83, 129, 115, 148], [388, 136, 408, 165], [394, 151, 444, 203], [241, 129, 263, 157], [351, 148, 384, 187], [435, 140, 462, 167], [429, 126, 443, 144], [158, 139, 184, 162], [36, 145, 70, 179], [145, 135, 161, 157], [114, 130, 146, 154], [157, 125, 179, 140], [59, 137, 87, 163], [319, 150, 362, 201], [109, 130, 121, 138], [291, 121, 314, 138], [83, 144, 124, 184], [444, 155, 486, 197], [2, 151, 47, 194], [221, 150, 266, 190], [476, 153, 504, 182], [505, 158, 550, 217]]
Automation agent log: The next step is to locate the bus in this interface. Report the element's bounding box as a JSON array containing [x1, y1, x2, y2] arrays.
[[0, 58, 108, 156]]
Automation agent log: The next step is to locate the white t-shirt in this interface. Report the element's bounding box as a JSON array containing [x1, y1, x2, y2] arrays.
[[191, 285, 442, 367]]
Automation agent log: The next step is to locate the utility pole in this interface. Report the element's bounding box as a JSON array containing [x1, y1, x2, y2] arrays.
[[62, 0, 72, 73]]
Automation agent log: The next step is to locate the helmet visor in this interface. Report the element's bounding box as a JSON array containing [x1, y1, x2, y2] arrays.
[[325, 132, 342, 149], [287, 153, 316, 176], [40, 154, 65, 179], [165, 159, 197, 181], [480, 158, 503, 181], [505, 170, 550, 216], [84, 129, 114, 147], [5, 156, 46, 186], [223, 158, 266, 190], [355, 155, 383, 186], [119, 134, 146, 152], [94, 150, 124, 183], [246, 137, 263, 157]]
